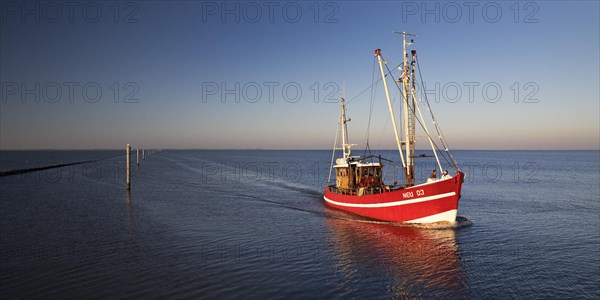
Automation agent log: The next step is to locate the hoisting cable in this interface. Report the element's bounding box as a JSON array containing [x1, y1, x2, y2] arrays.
[[327, 105, 343, 184], [416, 53, 461, 171], [381, 52, 457, 171], [345, 63, 398, 106], [363, 56, 379, 156]]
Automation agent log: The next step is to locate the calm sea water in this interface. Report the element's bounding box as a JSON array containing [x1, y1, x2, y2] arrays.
[[1, 150, 599, 298]]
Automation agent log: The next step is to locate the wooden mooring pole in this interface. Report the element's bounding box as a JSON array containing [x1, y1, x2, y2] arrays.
[[126, 144, 131, 190], [136, 148, 139, 166]]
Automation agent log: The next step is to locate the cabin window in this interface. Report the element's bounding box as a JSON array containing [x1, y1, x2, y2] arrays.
[[337, 168, 348, 177]]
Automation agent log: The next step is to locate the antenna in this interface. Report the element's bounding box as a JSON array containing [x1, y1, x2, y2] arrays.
[[393, 31, 417, 37], [394, 31, 416, 46]]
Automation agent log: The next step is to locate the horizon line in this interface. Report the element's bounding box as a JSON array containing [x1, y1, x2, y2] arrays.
[[1, 148, 599, 151]]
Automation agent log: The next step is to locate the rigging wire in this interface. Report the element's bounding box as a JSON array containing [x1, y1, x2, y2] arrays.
[[381, 51, 458, 171], [345, 64, 398, 106], [362, 56, 379, 157], [327, 104, 343, 184], [416, 54, 461, 171]]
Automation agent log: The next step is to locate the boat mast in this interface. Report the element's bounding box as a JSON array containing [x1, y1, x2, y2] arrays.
[[396, 31, 416, 185], [375, 49, 407, 177], [340, 96, 352, 158]]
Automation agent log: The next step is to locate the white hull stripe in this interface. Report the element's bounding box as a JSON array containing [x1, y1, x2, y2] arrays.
[[324, 192, 456, 208]]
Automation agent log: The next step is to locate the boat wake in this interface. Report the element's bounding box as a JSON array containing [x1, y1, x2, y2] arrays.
[[164, 154, 322, 197], [390, 216, 473, 229], [231, 190, 325, 217], [270, 182, 322, 196], [325, 210, 473, 230]]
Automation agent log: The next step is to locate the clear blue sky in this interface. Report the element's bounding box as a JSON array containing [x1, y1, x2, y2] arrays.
[[1, 1, 598, 150]]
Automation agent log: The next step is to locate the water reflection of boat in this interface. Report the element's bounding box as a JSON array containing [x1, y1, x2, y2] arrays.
[[325, 216, 466, 298]]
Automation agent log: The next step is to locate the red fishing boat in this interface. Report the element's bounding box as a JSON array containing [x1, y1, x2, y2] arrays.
[[323, 32, 465, 223]]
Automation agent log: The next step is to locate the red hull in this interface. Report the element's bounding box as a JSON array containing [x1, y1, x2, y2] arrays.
[[324, 172, 464, 223]]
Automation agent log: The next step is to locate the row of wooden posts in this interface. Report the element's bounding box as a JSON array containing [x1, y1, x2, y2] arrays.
[[125, 144, 160, 190]]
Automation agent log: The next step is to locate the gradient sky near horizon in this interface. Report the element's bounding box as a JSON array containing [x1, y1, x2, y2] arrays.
[[1, 0, 599, 150]]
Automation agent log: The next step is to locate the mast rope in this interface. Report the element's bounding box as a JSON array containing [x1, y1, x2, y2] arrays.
[[345, 63, 399, 106], [362, 56, 380, 156], [416, 53, 461, 171], [381, 51, 458, 172], [327, 105, 343, 183]]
